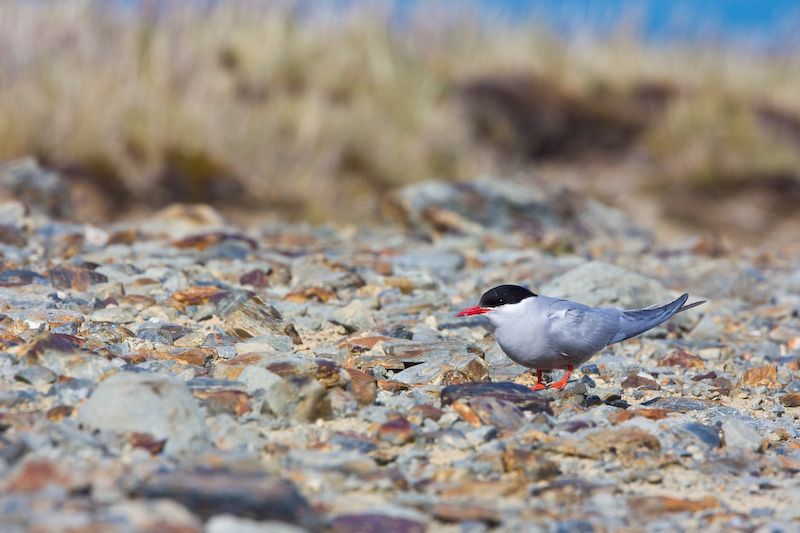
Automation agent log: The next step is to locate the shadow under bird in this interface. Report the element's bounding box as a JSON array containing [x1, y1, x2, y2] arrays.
[[456, 285, 705, 390]]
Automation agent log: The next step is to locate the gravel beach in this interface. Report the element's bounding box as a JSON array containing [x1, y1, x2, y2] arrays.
[[2, 162, 800, 532]]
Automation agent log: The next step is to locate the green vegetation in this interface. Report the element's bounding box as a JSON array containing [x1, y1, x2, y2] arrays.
[[2, 0, 799, 242]]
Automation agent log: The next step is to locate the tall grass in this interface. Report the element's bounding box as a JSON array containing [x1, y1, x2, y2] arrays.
[[1, 0, 799, 233]]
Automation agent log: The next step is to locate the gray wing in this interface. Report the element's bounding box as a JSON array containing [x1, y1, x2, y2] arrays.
[[606, 293, 693, 345], [546, 300, 622, 358]]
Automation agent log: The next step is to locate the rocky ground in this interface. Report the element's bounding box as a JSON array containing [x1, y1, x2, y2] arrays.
[[2, 161, 800, 532]]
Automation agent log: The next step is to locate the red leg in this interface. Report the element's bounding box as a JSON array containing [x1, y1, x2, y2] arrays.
[[531, 369, 546, 391], [548, 365, 574, 391]]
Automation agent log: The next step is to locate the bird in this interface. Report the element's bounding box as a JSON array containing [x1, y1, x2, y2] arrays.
[[456, 285, 705, 391]]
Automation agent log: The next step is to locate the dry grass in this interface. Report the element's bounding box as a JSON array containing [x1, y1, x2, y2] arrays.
[[1, 0, 800, 237]]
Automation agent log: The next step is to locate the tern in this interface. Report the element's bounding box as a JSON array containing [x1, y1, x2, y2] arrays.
[[457, 285, 704, 390]]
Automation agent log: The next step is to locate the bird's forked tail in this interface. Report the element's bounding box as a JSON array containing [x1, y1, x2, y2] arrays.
[[607, 293, 705, 345]]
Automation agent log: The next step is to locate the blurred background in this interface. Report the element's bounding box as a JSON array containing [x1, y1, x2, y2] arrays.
[[1, 0, 800, 248]]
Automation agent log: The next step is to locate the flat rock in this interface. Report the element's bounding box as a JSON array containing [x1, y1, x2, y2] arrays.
[[77, 371, 210, 455], [217, 291, 301, 345], [393, 353, 489, 386], [48, 264, 108, 291], [138, 470, 318, 529], [441, 381, 552, 415], [452, 396, 527, 430], [330, 512, 426, 533], [383, 339, 484, 364], [739, 365, 780, 389], [639, 397, 718, 412], [545, 427, 661, 459], [779, 392, 800, 407], [235, 334, 295, 354]]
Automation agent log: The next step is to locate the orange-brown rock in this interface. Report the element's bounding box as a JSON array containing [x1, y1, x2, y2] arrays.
[[172, 286, 225, 306], [621, 372, 660, 390], [171, 232, 256, 251], [377, 417, 415, 445], [546, 427, 660, 459], [659, 349, 705, 369], [128, 432, 168, 455], [779, 392, 800, 408], [284, 287, 336, 303], [739, 365, 779, 389], [501, 448, 560, 481], [337, 335, 392, 353], [345, 367, 377, 406], [192, 390, 252, 417], [434, 503, 501, 525], [46, 405, 74, 421], [166, 347, 215, 366], [628, 495, 718, 516], [6, 458, 76, 493]]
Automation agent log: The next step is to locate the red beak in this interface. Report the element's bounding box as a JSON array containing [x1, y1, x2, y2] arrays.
[[456, 305, 490, 317]]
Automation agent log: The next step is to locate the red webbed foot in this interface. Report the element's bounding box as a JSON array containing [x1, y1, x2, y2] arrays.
[[530, 370, 546, 391], [547, 365, 574, 391]]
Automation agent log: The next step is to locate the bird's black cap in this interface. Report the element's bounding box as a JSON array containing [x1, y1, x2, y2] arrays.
[[478, 285, 536, 308]]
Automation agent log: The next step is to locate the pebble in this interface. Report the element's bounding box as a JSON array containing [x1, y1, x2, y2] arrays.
[[1, 171, 799, 531]]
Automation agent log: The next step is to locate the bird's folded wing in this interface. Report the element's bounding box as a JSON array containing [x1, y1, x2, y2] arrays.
[[547, 301, 621, 357]]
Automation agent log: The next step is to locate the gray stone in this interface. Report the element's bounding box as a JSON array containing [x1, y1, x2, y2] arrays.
[[235, 334, 294, 354], [47, 378, 94, 405], [237, 366, 285, 395], [673, 422, 722, 449], [0, 157, 72, 218], [37, 348, 120, 381], [14, 366, 57, 387], [384, 339, 484, 364], [392, 251, 465, 274], [721, 418, 763, 452], [136, 326, 173, 344], [639, 397, 718, 412], [286, 449, 376, 474], [541, 262, 684, 318], [385, 176, 647, 245], [289, 255, 364, 290], [77, 371, 211, 455], [329, 300, 376, 333], [90, 305, 138, 324], [257, 376, 330, 422]]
